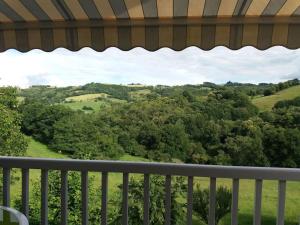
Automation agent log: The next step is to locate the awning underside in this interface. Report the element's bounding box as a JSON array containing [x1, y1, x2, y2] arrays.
[[1, 0, 300, 52]]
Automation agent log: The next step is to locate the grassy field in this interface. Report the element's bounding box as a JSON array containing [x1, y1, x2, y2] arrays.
[[62, 100, 108, 112], [65, 93, 108, 101], [9, 137, 300, 225], [252, 85, 300, 111], [62, 93, 126, 112], [26, 137, 67, 158]]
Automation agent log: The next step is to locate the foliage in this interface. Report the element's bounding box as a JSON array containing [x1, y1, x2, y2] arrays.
[[274, 96, 300, 109], [20, 101, 74, 144], [19, 80, 300, 167], [262, 125, 300, 167], [82, 105, 94, 111], [20, 83, 150, 104], [0, 87, 19, 109], [51, 113, 124, 159], [0, 87, 27, 156], [193, 185, 232, 225], [15, 171, 101, 225], [109, 176, 185, 225]]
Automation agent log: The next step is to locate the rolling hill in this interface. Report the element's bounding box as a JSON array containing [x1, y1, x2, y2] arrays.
[[252, 85, 300, 111]]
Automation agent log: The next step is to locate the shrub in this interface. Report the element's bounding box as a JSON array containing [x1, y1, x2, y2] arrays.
[[82, 106, 94, 111], [193, 185, 232, 225]]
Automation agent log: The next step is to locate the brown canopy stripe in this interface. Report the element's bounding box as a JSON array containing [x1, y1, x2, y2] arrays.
[[0, 0, 300, 52]]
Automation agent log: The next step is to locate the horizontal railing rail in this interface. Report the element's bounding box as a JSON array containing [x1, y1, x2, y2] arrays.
[[0, 156, 299, 225], [0, 157, 300, 180]]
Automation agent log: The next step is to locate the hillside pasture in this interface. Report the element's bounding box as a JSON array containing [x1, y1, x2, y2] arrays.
[[65, 93, 108, 102], [62, 93, 127, 112], [252, 85, 300, 111], [61, 100, 107, 112]]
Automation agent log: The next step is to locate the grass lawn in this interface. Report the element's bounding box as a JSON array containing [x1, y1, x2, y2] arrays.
[[25, 137, 67, 159], [195, 178, 300, 225], [9, 138, 300, 225], [252, 85, 300, 111]]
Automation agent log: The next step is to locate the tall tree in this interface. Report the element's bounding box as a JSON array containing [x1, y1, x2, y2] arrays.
[[0, 87, 27, 156]]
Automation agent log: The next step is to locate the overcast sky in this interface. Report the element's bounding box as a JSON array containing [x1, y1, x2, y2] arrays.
[[0, 46, 299, 88]]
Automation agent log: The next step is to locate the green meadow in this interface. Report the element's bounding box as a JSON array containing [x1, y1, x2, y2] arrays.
[[252, 85, 300, 111], [61, 93, 127, 112]]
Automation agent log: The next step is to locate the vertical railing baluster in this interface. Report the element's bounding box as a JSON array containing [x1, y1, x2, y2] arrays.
[[61, 171, 68, 225], [22, 168, 29, 217], [143, 174, 150, 225], [3, 167, 10, 207], [165, 175, 171, 225], [277, 180, 286, 225], [187, 176, 193, 225], [231, 178, 239, 225], [41, 169, 48, 225], [122, 173, 129, 225], [81, 171, 88, 225], [253, 179, 263, 225], [101, 172, 108, 225], [209, 177, 216, 225]]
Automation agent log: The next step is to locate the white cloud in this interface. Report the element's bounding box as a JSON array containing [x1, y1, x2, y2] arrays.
[[0, 46, 299, 88]]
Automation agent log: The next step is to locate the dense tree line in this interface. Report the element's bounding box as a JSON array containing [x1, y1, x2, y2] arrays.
[[274, 96, 300, 109], [20, 79, 299, 105], [225, 79, 299, 97], [20, 83, 150, 104], [82, 83, 149, 101], [20, 83, 300, 167]]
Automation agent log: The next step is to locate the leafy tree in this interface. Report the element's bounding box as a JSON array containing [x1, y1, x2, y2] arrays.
[[263, 88, 274, 96], [137, 122, 161, 151], [51, 113, 124, 159], [193, 185, 232, 225], [0, 105, 27, 156], [0, 87, 27, 156], [0, 87, 18, 109], [160, 121, 190, 160], [21, 101, 73, 144], [262, 125, 300, 167], [15, 171, 101, 225], [224, 136, 269, 166], [109, 176, 185, 225]]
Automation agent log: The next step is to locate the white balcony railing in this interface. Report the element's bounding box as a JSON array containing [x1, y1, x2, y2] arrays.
[[0, 157, 299, 225]]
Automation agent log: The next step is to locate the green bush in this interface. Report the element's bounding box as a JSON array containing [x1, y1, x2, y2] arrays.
[[109, 176, 185, 225], [15, 171, 101, 225], [193, 185, 232, 225]]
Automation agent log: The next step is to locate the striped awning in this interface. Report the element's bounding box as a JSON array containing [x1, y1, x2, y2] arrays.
[[1, 0, 300, 52]]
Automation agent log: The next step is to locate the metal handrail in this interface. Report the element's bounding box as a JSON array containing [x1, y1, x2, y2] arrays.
[[0, 156, 299, 225], [0, 157, 299, 180]]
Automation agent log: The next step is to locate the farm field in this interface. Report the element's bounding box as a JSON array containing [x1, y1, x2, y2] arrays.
[[8, 138, 300, 225], [252, 85, 300, 111], [61, 100, 107, 112], [62, 93, 127, 112], [65, 93, 108, 102]]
